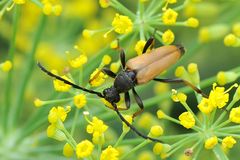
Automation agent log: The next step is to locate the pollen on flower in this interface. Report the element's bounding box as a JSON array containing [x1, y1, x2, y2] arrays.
[[63, 143, 74, 158], [197, 98, 214, 114], [1, 60, 12, 72], [69, 54, 88, 68], [100, 146, 119, 160], [86, 116, 108, 139], [229, 107, 240, 123], [135, 40, 146, 55], [162, 29, 175, 45], [162, 9, 178, 25], [222, 136, 236, 149], [178, 112, 195, 129], [186, 17, 199, 28], [89, 68, 108, 87], [112, 13, 133, 34], [53, 75, 72, 92], [204, 136, 218, 149], [99, 0, 110, 8], [102, 55, 112, 65], [48, 106, 71, 124], [74, 94, 87, 109], [149, 125, 164, 137], [76, 140, 94, 158]]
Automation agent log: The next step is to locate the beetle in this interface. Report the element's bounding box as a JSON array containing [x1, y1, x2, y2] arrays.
[[37, 37, 207, 142]]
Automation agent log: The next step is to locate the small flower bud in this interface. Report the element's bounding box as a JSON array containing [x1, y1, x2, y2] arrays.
[[217, 71, 238, 86]]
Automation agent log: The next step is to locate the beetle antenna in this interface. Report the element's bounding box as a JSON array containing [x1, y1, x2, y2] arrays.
[[37, 62, 104, 98], [111, 102, 162, 142]]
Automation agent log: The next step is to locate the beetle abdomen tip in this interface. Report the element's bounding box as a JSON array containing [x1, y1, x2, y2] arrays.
[[176, 44, 185, 55]]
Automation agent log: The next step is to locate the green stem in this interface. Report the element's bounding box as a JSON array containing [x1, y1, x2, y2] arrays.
[[213, 144, 229, 160], [70, 108, 80, 135], [214, 120, 231, 130], [9, 15, 47, 130], [110, 0, 136, 20], [3, 5, 20, 134], [217, 125, 240, 133], [120, 140, 149, 160], [114, 132, 127, 147]]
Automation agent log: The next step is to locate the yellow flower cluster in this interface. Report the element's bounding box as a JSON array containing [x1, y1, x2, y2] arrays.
[[112, 13, 133, 34], [204, 136, 218, 149], [69, 54, 88, 68], [0, 60, 12, 72], [76, 140, 94, 158], [222, 136, 236, 149], [224, 23, 240, 47], [53, 75, 72, 92], [178, 112, 195, 129], [162, 9, 178, 25], [89, 68, 108, 87], [42, 0, 62, 16], [74, 94, 87, 109], [229, 107, 240, 123], [100, 146, 119, 160]]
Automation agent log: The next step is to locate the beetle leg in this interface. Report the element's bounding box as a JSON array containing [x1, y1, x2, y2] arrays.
[[132, 88, 144, 119], [120, 49, 126, 68], [102, 67, 116, 78], [125, 92, 131, 109], [153, 78, 208, 98], [142, 37, 155, 54]]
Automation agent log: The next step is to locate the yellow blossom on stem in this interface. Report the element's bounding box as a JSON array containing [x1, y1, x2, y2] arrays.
[[217, 71, 238, 86], [69, 54, 88, 68], [162, 29, 175, 45], [162, 9, 178, 25], [153, 142, 163, 155], [82, 29, 94, 38], [122, 115, 133, 133], [86, 116, 108, 138], [157, 110, 165, 119], [224, 34, 238, 47], [222, 136, 236, 149], [149, 125, 164, 137], [100, 146, 119, 160], [47, 124, 66, 141], [110, 62, 120, 73], [89, 68, 108, 87], [205, 136, 218, 149], [76, 140, 94, 158], [197, 98, 214, 114], [178, 112, 195, 129], [229, 107, 240, 123], [34, 98, 44, 107], [53, 75, 72, 92], [48, 106, 71, 124], [102, 55, 112, 65], [112, 13, 133, 34], [171, 90, 187, 103], [185, 17, 199, 28], [0, 60, 12, 72], [135, 40, 146, 55], [53, 4, 62, 16], [63, 143, 74, 158], [74, 94, 87, 109], [99, 0, 110, 8]]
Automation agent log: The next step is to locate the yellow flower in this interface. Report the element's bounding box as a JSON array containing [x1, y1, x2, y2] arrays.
[[76, 140, 94, 158], [112, 13, 133, 34], [137, 112, 155, 130], [222, 136, 236, 149], [34, 98, 44, 107], [48, 106, 71, 124], [162, 9, 178, 25], [53, 75, 72, 92], [229, 107, 240, 123], [99, 0, 110, 8], [197, 98, 214, 114], [224, 34, 237, 47], [217, 71, 238, 86], [208, 83, 237, 109], [162, 29, 175, 45], [74, 94, 87, 109], [157, 110, 165, 119], [171, 90, 187, 103], [1, 60, 12, 72], [86, 117, 108, 138], [135, 40, 146, 55], [100, 146, 119, 160], [47, 124, 66, 141], [89, 68, 108, 87], [82, 29, 94, 38], [42, 1, 62, 16], [153, 143, 163, 155], [186, 17, 199, 28], [178, 112, 195, 129], [205, 136, 218, 149], [14, 0, 25, 4], [102, 55, 112, 65], [63, 143, 74, 158], [69, 54, 88, 68], [110, 62, 120, 73], [53, 4, 62, 16], [149, 125, 164, 137]]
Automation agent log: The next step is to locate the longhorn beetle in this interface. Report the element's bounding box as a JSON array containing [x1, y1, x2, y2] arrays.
[[37, 37, 207, 142]]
